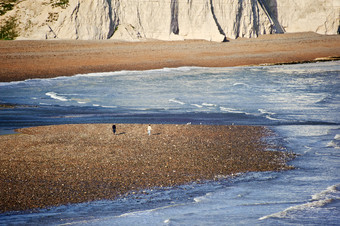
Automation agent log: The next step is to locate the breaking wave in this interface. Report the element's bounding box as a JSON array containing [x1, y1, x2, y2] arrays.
[[259, 184, 340, 221], [46, 92, 68, 102]]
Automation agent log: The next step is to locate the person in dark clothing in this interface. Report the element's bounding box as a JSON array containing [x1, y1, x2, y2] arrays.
[[112, 124, 116, 135]]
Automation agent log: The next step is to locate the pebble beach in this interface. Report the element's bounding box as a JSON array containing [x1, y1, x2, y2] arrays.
[[0, 124, 293, 212], [0, 32, 339, 82]]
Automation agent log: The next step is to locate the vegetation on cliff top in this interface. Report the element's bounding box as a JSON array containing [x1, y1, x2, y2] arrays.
[[0, 0, 18, 16], [51, 0, 69, 9], [0, 16, 18, 40]]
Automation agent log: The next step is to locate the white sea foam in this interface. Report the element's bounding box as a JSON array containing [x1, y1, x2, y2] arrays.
[[0, 67, 205, 89], [72, 66, 201, 79], [70, 97, 88, 104], [220, 107, 243, 114], [326, 140, 340, 149], [102, 105, 117, 108], [242, 201, 302, 207], [233, 82, 249, 87], [193, 197, 203, 203], [116, 203, 185, 218], [259, 199, 334, 220], [312, 184, 340, 200], [0, 78, 51, 87], [0, 80, 23, 87], [194, 193, 212, 203], [156, 66, 199, 72], [265, 115, 281, 121], [74, 71, 128, 78], [46, 92, 68, 102], [326, 134, 340, 149], [202, 103, 216, 107], [258, 109, 276, 115], [169, 98, 185, 105], [191, 104, 203, 108], [259, 184, 340, 220], [266, 65, 334, 75], [57, 203, 183, 225], [258, 109, 280, 120]]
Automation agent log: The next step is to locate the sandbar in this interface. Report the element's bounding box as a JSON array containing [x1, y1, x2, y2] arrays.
[[0, 124, 293, 212]]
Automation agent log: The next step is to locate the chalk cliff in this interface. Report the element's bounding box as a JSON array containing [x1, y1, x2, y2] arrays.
[[263, 0, 340, 35], [1, 0, 339, 41]]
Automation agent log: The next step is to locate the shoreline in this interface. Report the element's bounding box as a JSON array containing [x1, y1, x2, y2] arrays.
[[0, 124, 294, 212], [0, 56, 339, 85], [258, 56, 340, 66], [1, 32, 340, 82]]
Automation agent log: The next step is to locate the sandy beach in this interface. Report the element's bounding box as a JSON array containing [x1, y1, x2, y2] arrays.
[[0, 124, 293, 212], [0, 32, 339, 82]]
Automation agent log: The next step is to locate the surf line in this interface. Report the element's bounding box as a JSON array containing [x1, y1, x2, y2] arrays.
[[46, 92, 68, 102]]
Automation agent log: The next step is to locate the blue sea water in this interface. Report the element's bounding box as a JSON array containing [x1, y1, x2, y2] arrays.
[[0, 61, 339, 225]]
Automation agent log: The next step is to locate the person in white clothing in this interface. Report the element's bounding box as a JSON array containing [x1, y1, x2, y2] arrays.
[[147, 125, 152, 136]]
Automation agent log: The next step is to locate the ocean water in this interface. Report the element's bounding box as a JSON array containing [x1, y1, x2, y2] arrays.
[[0, 61, 339, 225]]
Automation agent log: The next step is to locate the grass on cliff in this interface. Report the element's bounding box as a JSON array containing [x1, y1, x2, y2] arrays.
[[0, 0, 18, 16], [0, 16, 18, 40], [51, 0, 69, 9]]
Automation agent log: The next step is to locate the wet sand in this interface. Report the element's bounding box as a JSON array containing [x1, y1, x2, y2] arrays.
[[0, 124, 293, 212], [0, 32, 339, 82]]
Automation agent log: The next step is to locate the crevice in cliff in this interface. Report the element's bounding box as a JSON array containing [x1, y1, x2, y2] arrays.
[[106, 0, 114, 39], [170, 0, 179, 35], [70, 1, 80, 39], [136, 5, 145, 38], [46, 24, 58, 39], [252, 1, 259, 37], [234, 0, 243, 39], [209, 0, 227, 42], [258, 0, 284, 33]]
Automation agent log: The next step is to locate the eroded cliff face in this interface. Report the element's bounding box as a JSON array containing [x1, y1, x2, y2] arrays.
[[1, 0, 339, 41], [8, 0, 114, 40], [263, 0, 340, 35]]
